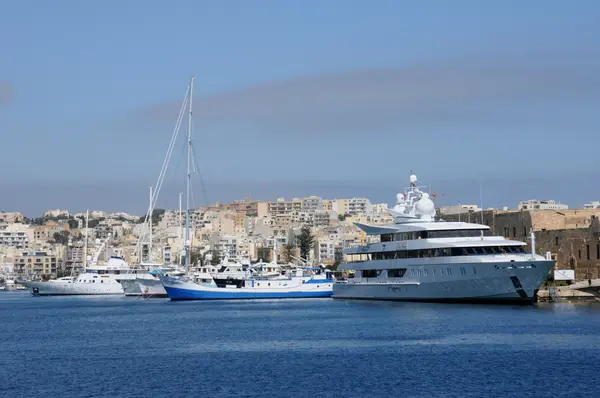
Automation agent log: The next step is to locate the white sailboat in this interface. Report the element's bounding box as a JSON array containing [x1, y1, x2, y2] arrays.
[[135, 77, 197, 297]]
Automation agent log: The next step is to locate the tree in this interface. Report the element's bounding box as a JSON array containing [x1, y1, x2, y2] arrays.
[[282, 243, 296, 264], [84, 219, 100, 228], [338, 214, 347, 221], [190, 248, 204, 267], [297, 225, 315, 263], [67, 219, 79, 229], [138, 209, 166, 226], [256, 247, 271, 263], [210, 248, 222, 265], [53, 230, 71, 245]]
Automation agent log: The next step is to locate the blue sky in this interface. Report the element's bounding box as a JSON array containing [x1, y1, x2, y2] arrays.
[[1, 0, 600, 215]]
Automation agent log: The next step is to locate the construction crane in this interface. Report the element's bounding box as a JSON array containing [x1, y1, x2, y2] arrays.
[[431, 192, 452, 208]]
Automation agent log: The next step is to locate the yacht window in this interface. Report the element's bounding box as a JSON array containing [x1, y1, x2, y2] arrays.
[[388, 269, 407, 278], [423, 229, 492, 238], [381, 234, 393, 242], [362, 269, 379, 278], [101, 280, 103, 283]]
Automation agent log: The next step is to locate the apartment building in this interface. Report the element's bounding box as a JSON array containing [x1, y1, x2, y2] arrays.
[[14, 251, 58, 278], [302, 196, 323, 212], [314, 239, 336, 264], [584, 201, 600, 210], [334, 198, 372, 216], [34, 221, 69, 242], [517, 200, 568, 211], [313, 210, 334, 228], [0, 223, 31, 248], [257, 198, 302, 218]]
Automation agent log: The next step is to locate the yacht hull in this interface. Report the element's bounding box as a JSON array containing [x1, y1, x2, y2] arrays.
[[120, 279, 143, 296], [162, 277, 333, 300], [21, 281, 124, 296], [333, 260, 555, 304], [138, 278, 168, 298]]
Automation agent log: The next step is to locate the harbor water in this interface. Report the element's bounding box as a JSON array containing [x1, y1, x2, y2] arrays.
[[1, 292, 600, 397]]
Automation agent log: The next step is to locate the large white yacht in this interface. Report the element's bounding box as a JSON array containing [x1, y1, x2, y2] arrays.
[[333, 174, 556, 304], [21, 256, 129, 296]]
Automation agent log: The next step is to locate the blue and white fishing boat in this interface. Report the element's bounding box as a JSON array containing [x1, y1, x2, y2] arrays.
[[160, 268, 334, 300]]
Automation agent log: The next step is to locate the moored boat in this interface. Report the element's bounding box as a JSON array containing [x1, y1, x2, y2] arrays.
[[333, 174, 556, 304], [160, 268, 334, 300]]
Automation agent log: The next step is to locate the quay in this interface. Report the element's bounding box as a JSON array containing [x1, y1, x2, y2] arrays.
[[536, 279, 600, 302]]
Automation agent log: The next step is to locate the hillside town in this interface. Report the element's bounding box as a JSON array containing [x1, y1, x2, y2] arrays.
[[2, 195, 600, 284]]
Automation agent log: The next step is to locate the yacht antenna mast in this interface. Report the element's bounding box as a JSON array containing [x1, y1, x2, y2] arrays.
[[479, 182, 484, 225], [184, 76, 195, 274]]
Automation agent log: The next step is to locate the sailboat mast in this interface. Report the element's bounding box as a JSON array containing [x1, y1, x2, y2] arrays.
[[149, 185, 153, 262], [185, 76, 195, 273], [179, 192, 183, 239], [82, 209, 89, 271]]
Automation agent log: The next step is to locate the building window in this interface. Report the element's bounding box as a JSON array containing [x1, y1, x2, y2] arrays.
[[513, 227, 516, 237], [597, 244, 600, 260], [503, 227, 509, 238], [523, 226, 527, 236], [555, 236, 559, 246], [578, 250, 581, 259], [587, 245, 590, 260]]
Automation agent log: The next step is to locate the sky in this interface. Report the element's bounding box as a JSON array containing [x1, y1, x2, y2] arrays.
[[1, 0, 600, 216]]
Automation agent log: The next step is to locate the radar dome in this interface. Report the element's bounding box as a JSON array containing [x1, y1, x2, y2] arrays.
[[396, 193, 404, 203], [409, 174, 417, 184], [415, 193, 435, 219]]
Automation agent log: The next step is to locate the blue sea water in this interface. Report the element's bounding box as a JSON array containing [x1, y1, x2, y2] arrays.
[[1, 292, 600, 398]]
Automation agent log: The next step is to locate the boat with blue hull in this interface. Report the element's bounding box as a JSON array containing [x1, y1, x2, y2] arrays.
[[160, 270, 334, 301]]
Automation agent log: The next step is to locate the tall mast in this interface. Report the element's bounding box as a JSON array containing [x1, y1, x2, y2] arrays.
[[179, 192, 183, 239], [185, 76, 195, 274], [149, 186, 153, 262], [83, 209, 89, 271]]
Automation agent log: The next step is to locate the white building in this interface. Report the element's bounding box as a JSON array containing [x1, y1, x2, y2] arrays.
[[44, 209, 69, 218], [0, 224, 31, 248], [313, 210, 334, 228], [584, 201, 600, 209], [439, 204, 481, 215], [334, 198, 372, 216], [314, 239, 335, 264], [291, 211, 313, 226], [370, 203, 389, 215], [517, 200, 568, 211], [301, 196, 323, 212]]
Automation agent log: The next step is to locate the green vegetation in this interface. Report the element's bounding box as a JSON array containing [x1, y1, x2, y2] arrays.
[[257, 247, 271, 263], [210, 248, 222, 265], [338, 214, 347, 221], [138, 209, 166, 225], [52, 230, 70, 245], [282, 243, 296, 264], [297, 225, 315, 262]]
